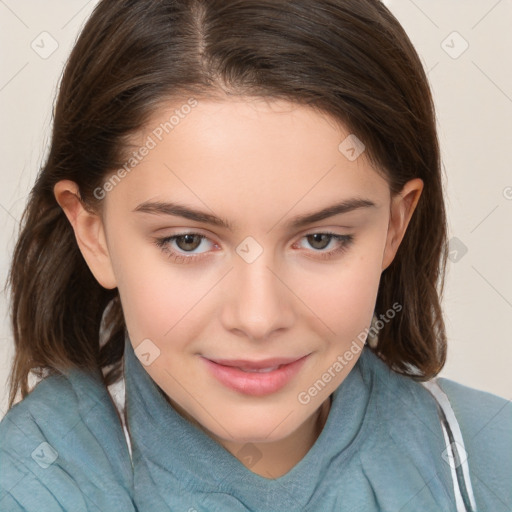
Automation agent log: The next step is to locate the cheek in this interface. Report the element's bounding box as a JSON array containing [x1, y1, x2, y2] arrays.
[[118, 272, 206, 346], [312, 268, 379, 338], [297, 240, 385, 345], [109, 234, 207, 345]]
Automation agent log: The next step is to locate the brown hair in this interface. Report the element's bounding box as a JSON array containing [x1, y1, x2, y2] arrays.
[[5, 0, 448, 410]]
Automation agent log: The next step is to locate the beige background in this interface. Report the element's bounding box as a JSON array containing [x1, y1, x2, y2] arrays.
[[1, 0, 511, 419]]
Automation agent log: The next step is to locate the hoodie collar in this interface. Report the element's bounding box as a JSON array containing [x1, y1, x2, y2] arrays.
[[123, 332, 372, 510]]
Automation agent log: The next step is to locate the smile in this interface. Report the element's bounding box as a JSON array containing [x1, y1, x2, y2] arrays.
[[201, 354, 310, 396]]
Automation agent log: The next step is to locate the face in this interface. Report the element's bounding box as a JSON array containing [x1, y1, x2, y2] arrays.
[[57, 96, 422, 446]]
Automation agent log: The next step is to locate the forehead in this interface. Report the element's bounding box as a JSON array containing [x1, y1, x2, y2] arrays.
[[104, 97, 389, 220]]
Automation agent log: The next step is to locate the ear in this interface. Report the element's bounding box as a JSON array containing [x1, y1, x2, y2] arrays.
[[53, 180, 117, 289], [381, 178, 424, 271]]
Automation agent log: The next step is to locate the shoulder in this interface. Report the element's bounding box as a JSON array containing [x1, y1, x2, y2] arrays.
[[436, 376, 512, 436], [420, 376, 512, 511], [362, 348, 512, 439], [436, 377, 512, 502], [359, 350, 512, 510], [0, 369, 134, 512], [436, 376, 512, 455]]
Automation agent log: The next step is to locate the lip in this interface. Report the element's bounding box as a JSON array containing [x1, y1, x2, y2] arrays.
[[201, 354, 310, 396], [207, 356, 303, 370]]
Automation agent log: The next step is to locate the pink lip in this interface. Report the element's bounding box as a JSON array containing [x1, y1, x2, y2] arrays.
[[202, 354, 310, 396], [207, 356, 303, 370]]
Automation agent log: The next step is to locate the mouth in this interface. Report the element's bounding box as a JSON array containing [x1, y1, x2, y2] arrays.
[[201, 354, 310, 396], [206, 356, 304, 372]]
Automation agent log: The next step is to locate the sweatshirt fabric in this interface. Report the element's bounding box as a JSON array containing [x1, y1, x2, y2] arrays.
[[0, 334, 510, 511]]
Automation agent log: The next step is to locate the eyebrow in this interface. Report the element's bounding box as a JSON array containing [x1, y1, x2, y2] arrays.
[[133, 197, 377, 230]]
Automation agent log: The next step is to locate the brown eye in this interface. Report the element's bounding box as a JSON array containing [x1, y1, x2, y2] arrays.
[[306, 233, 332, 250], [294, 232, 354, 261], [174, 234, 203, 252], [154, 232, 214, 264]]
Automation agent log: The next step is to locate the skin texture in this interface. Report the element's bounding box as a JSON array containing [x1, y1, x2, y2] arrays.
[[54, 96, 423, 479]]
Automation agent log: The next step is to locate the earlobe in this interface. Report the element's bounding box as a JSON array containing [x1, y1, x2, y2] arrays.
[[381, 178, 424, 271], [53, 180, 117, 289]]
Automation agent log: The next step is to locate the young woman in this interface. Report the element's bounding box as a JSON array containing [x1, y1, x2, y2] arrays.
[[1, 1, 510, 511]]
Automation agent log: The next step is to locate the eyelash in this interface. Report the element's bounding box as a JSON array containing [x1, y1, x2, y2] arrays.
[[154, 231, 354, 264]]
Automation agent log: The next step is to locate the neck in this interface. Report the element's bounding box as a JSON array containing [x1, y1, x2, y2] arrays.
[[222, 395, 333, 478], [164, 392, 333, 479]]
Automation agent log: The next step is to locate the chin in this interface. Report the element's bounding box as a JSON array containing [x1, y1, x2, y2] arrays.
[[218, 431, 289, 446], [206, 415, 300, 445]]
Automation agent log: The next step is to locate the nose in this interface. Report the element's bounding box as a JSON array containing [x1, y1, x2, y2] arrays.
[[220, 251, 295, 342]]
